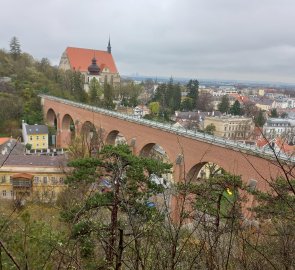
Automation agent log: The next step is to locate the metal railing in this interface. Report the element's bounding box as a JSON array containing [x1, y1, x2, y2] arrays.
[[40, 94, 295, 163]]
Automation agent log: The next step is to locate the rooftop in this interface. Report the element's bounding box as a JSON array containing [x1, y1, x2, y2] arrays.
[[25, 124, 48, 135], [65, 47, 118, 74]]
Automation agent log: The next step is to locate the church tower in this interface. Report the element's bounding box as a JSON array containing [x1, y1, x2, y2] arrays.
[[107, 37, 111, 54]]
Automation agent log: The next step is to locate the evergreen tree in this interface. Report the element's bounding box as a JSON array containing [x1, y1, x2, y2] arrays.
[[186, 79, 199, 109], [103, 80, 114, 109], [230, 100, 242, 115], [89, 77, 102, 105], [218, 95, 230, 114], [172, 83, 182, 111], [9, 36, 21, 60], [255, 109, 266, 127], [63, 144, 171, 267], [270, 108, 278, 118], [180, 97, 194, 111]]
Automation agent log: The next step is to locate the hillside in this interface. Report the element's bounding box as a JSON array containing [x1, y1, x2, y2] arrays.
[[0, 47, 85, 137]]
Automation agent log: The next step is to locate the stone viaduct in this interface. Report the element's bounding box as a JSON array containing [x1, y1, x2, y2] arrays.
[[41, 95, 294, 217]]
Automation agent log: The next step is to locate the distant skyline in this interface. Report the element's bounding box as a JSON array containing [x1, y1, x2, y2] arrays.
[[1, 0, 295, 84]]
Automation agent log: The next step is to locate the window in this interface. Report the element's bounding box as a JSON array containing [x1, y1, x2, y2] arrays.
[[43, 177, 48, 184], [30, 136, 32, 141], [34, 176, 39, 184], [51, 177, 57, 184], [10, 191, 13, 197], [43, 136, 45, 139], [10, 176, 13, 183], [1, 175, 5, 183], [2, 190, 6, 197], [36, 136, 39, 140], [59, 177, 64, 184]]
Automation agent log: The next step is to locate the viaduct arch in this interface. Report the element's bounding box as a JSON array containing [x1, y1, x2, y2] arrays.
[[41, 95, 294, 218]]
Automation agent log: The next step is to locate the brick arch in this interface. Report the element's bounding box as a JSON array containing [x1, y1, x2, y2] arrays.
[[62, 114, 75, 131], [106, 130, 127, 145], [138, 142, 171, 163], [61, 114, 76, 146], [186, 161, 225, 183], [46, 108, 57, 128], [41, 96, 288, 189]]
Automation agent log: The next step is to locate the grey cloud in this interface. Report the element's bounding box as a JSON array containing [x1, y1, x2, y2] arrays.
[[1, 0, 295, 83]]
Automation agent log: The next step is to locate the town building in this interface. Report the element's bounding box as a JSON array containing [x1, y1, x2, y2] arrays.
[[255, 98, 276, 111], [172, 110, 222, 130], [256, 137, 295, 156], [204, 115, 254, 140], [22, 121, 48, 150], [263, 118, 295, 140], [59, 39, 120, 91], [133, 105, 150, 118], [0, 153, 66, 202]]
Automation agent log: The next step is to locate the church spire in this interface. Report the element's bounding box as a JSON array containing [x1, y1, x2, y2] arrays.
[[107, 36, 111, 54]]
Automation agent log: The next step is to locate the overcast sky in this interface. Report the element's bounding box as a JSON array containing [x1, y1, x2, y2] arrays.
[[1, 0, 295, 83]]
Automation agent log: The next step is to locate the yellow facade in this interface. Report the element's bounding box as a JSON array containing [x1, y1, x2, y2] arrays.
[[0, 169, 65, 202], [204, 116, 254, 140], [28, 133, 48, 150]]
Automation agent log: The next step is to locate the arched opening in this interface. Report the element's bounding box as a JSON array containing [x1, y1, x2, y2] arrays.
[[46, 109, 57, 147], [139, 143, 170, 162], [106, 130, 127, 145], [61, 114, 75, 144], [186, 162, 237, 220], [186, 162, 225, 183], [81, 121, 103, 154], [46, 109, 57, 128], [139, 143, 173, 211]]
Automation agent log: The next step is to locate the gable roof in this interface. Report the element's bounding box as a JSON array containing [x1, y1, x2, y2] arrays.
[[25, 125, 48, 135], [65, 47, 118, 74]]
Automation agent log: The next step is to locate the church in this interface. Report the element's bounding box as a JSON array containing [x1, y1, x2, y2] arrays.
[[58, 39, 120, 92]]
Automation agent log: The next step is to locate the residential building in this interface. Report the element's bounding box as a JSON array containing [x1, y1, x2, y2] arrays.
[[173, 111, 222, 130], [133, 105, 150, 118], [256, 137, 295, 156], [59, 39, 120, 91], [263, 118, 295, 139], [0, 154, 66, 202], [204, 115, 254, 140], [255, 98, 276, 111], [22, 121, 48, 150]]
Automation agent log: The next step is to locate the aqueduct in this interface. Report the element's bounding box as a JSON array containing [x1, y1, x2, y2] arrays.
[[41, 95, 294, 218]]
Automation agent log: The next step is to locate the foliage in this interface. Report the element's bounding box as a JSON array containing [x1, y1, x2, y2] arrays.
[[196, 92, 213, 111], [270, 108, 278, 118], [180, 97, 194, 111], [255, 109, 266, 127], [63, 144, 172, 267], [9, 36, 21, 60], [103, 81, 115, 109], [204, 123, 216, 135], [218, 95, 230, 113], [89, 77, 102, 105], [116, 80, 143, 107], [149, 101, 160, 115], [152, 78, 181, 116], [230, 100, 243, 115], [186, 79, 199, 109]]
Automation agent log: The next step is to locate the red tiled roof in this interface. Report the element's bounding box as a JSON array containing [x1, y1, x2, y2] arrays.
[[228, 93, 249, 104], [256, 138, 269, 148], [0, 137, 10, 145], [66, 47, 118, 73], [275, 138, 295, 154], [256, 137, 295, 154]]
